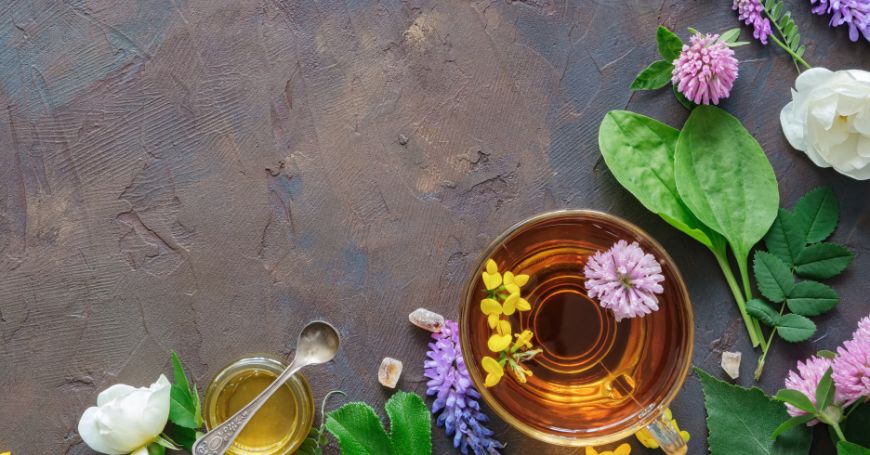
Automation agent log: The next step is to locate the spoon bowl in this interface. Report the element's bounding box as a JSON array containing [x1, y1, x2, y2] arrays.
[[295, 321, 340, 365]]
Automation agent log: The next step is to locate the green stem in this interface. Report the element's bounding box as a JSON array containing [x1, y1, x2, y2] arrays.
[[768, 34, 811, 69], [714, 250, 763, 347], [831, 422, 847, 443], [737, 255, 766, 350], [755, 302, 787, 379]]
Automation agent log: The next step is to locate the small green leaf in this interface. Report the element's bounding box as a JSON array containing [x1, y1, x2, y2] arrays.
[[837, 441, 870, 455], [630, 60, 675, 90], [773, 389, 815, 413], [719, 28, 741, 44], [746, 299, 781, 327], [326, 403, 395, 455], [764, 209, 807, 266], [385, 392, 431, 455], [771, 414, 815, 439], [816, 367, 835, 411], [786, 281, 839, 316], [169, 385, 199, 429], [147, 443, 166, 455], [754, 251, 795, 303], [696, 368, 813, 455], [776, 314, 816, 342], [816, 350, 837, 360], [844, 401, 870, 448], [794, 243, 853, 280], [792, 187, 839, 243], [164, 425, 197, 452], [656, 25, 683, 61], [171, 352, 190, 392]]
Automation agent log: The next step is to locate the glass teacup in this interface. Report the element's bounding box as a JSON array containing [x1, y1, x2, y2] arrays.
[[459, 210, 693, 454]]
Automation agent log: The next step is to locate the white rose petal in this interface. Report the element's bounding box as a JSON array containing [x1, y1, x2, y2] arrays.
[[78, 374, 171, 455], [780, 67, 870, 180]]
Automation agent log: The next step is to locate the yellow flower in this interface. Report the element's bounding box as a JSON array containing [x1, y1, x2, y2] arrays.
[[482, 356, 504, 387], [480, 298, 503, 328], [635, 408, 690, 449], [513, 330, 534, 350], [488, 320, 512, 352], [503, 271, 529, 295], [585, 443, 630, 455], [504, 293, 531, 314], [482, 259, 502, 290]]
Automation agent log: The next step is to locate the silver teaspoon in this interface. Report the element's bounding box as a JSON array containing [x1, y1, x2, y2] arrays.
[[192, 321, 340, 455]]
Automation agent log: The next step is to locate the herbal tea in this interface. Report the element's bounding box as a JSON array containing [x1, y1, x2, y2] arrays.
[[462, 212, 692, 444]]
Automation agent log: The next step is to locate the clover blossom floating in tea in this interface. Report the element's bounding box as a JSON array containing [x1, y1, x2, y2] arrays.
[[584, 240, 665, 322]]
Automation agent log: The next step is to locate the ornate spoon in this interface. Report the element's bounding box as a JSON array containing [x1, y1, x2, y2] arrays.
[[192, 321, 340, 455]]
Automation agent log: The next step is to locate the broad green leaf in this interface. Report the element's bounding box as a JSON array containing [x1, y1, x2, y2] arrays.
[[326, 403, 395, 455], [697, 368, 812, 455], [747, 299, 781, 327], [674, 106, 780, 271], [844, 401, 870, 448], [793, 187, 839, 243], [773, 389, 815, 413], [815, 367, 835, 411], [598, 111, 721, 248], [169, 385, 199, 429], [656, 25, 683, 61], [786, 281, 839, 316], [764, 209, 807, 267], [776, 314, 816, 342], [771, 414, 815, 439], [837, 442, 870, 455], [171, 351, 190, 392], [754, 251, 795, 303], [630, 60, 675, 90], [385, 392, 431, 455], [719, 28, 741, 44], [794, 243, 853, 280]]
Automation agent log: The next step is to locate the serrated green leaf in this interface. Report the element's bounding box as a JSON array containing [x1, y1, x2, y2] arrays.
[[786, 281, 839, 316], [837, 441, 870, 455], [719, 28, 741, 44], [771, 414, 815, 439], [697, 368, 812, 455], [385, 392, 431, 455], [773, 389, 815, 413], [169, 385, 199, 429], [630, 60, 675, 91], [816, 367, 835, 411], [793, 187, 839, 243], [171, 352, 190, 392], [764, 209, 806, 266], [844, 401, 870, 448], [754, 251, 795, 303], [794, 243, 852, 280], [326, 403, 395, 455], [776, 314, 816, 342], [747, 299, 781, 327], [817, 349, 837, 359], [656, 25, 683, 61]]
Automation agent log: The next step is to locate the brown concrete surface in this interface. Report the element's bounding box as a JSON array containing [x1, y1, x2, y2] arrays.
[[0, 0, 867, 454]]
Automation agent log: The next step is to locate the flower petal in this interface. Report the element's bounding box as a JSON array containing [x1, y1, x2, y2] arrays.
[[488, 334, 512, 352], [614, 443, 631, 455], [484, 373, 502, 387], [485, 259, 498, 275], [480, 298, 502, 315], [487, 313, 499, 329], [482, 272, 502, 290], [502, 295, 516, 315], [516, 297, 531, 311], [513, 274, 530, 287], [481, 356, 503, 375], [496, 320, 512, 337]]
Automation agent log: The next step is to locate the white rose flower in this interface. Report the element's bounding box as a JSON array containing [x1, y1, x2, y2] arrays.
[[780, 67, 870, 180], [78, 375, 171, 455]]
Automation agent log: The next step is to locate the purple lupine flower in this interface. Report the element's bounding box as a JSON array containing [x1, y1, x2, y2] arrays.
[[584, 240, 665, 321], [425, 320, 504, 455], [832, 315, 870, 405], [733, 0, 773, 44], [671, 33, 739, 106], [811, 0, 870, 42]]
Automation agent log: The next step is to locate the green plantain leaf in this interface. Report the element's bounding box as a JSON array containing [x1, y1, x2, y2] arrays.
[[630, 60, 675, 90], [786, 281, 839, 316], [747, 299, 781, 327], [385, 392, 431, 455], [794, 243, 853, 280], [598, 110, 722, 249], [674, 106, 779, 276], [754, 251, 795, 303], [792, 187, 838, 243], [697, 368, 812, 455], [656, 25, 683, 61], [764, 209, 806, 267], [776, 314, 816, 342], [326, 403, 395, 455]]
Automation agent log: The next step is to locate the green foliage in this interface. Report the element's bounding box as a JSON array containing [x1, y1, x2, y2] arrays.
[[298, 390, 346, 455], [656, 25, 683, 61], [760, 0, 809, 69], [786, 281, 838, 316], [837, 442, 870, 455], [168, 352, 202, 430], [794, 243, 853, 280], [324, 391, 431, 455], [697, 368, 812, 455], [775, 314, 816, 342], [630, 60, 675, 90], [844, 402, 870, 448], [754, 251, 794, 303], [792, 187, 838, 243], [747, 299, 781, 326], [764, 209, 807, 267]]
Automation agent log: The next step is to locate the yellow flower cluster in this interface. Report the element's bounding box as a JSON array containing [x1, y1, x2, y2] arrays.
[[479, 259, 541, 387], [586, 443, 630, 455], [634, 408, 690, 449]]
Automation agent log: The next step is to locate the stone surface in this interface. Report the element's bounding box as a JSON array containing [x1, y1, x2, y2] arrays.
[[0, 1, 867, 454]]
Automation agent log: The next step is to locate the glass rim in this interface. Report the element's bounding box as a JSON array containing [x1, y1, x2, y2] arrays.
[[458, 209, 695, 447]]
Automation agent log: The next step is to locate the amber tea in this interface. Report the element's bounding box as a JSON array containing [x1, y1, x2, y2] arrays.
[[461, 211, 693, 446]]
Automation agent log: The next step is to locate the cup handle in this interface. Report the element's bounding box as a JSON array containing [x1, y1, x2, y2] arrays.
[[644, 413, 688, 455]]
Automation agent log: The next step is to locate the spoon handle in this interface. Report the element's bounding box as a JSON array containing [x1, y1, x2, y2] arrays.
[[191, 361, 305, 455]]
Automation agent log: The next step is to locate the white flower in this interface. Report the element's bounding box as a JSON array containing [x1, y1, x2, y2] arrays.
[[780, 68, 870, 180], [78, 375, 171, 455]]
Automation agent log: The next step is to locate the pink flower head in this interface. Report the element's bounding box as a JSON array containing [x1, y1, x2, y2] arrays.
[[732, 0, 773, 44], [584, 240, 665, 322], [672, 33, 739, 105], [832, 315, 870, 405], [784, 355, 844, 422]]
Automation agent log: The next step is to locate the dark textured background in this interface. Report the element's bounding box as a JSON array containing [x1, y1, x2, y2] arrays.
[[0, 0, 867, 454]]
